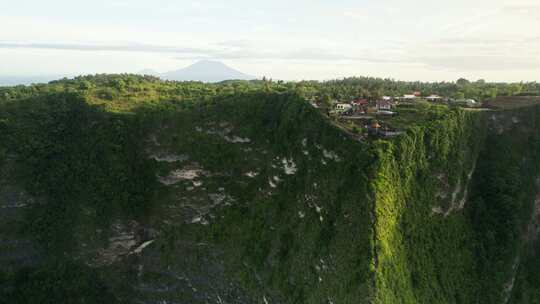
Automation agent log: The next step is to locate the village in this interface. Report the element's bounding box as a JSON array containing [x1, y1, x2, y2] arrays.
[[309, 92, 481, 140]]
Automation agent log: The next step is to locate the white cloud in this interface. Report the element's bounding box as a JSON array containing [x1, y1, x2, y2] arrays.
[[0, 0, 539, 81]]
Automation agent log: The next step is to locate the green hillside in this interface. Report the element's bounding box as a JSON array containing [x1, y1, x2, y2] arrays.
[[1, 75, 540, 304]]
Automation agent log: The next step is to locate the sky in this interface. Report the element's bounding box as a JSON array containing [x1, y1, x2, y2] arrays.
[[1, 0, 539, 82]]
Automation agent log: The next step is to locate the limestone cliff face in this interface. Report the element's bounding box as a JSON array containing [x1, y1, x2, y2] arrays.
[[2, 93, 540, 304]]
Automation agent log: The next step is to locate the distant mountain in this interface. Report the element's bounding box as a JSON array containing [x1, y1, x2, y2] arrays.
[[143, 60, 256, 82]]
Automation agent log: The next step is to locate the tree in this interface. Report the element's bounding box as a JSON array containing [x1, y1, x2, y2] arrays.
[[321, 94, 333, 109], [457, 78, 470, 86]]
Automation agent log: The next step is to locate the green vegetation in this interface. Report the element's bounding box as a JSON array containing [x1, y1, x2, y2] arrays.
[[1, 74, 540, 303], [1, 261, 115, 304], [371, 108, 487, 303], [1, 93, 155, 253]]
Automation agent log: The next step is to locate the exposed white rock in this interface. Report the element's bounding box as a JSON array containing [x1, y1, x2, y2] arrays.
[[131, 240, 155, 254], [209, 193, 227, 205], [198, 123, 251, 144], [431, 206, 444, 215], [244, 171, 259, 178], [224, 135, 251, 143], [159, 166, 204, 185], [193, 180, 203, 187], [91, 221, 141, 266], [1, 202, 28, 209], [282, 158, 298, 175], [323, 149, 341, 162], [503, 257, 520, 304], [433, 160, 476, 217], [190, 216, 209, 225], [150, 153, 188, 163]]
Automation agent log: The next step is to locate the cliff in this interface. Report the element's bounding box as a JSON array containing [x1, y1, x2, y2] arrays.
[[1, 86, 540, 303]]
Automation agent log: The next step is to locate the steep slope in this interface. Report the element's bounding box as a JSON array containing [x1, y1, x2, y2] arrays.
[[0, 92, 375, 303], [371, 109, 488, 303], [370, 106, 540, 304]]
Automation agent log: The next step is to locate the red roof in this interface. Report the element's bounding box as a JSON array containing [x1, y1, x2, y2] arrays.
[[413, 91, 421, 97]]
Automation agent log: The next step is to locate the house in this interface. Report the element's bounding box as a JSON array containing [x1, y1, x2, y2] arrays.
[[382, 96, 392, 101], [351, 98, 369, 113], [376, 100, 394, 111], [426, 94, 442, 102], [413, 91, 422, 97], [335, 103, 353, 114], [351, 98, 369, 106], [402, 94, 417, 100]]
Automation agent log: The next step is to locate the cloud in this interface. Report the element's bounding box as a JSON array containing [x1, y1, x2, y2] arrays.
[[175, 49, 404, 63], [342, 10, 370, 20], [4, 37, 539, 74], [415, 55, 540, 71], [1, 39, 400, 63], [0, 41, 206, 54], [215, 40, 252, 48], [504, 5, 540, 19]]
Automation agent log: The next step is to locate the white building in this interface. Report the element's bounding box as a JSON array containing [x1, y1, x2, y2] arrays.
[[402, 94, 417, 100], [335, 103, 353, 113], [426, 95, 442, 102]]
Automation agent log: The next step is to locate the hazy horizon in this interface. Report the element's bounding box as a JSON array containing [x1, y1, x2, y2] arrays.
[[1, 0, 540, 82]]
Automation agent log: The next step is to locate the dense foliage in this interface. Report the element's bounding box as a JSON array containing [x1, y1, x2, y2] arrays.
[[1, 74, 540, 303], [1, 93, 155, 253], [1, 261, 115, 304], [371, 107, 487, 303], [2, 74, 539, 111]]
